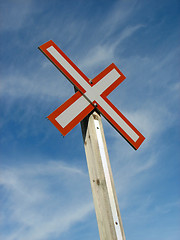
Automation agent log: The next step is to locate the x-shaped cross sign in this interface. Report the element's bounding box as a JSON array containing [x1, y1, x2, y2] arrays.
[[39, 40, 145, 150]]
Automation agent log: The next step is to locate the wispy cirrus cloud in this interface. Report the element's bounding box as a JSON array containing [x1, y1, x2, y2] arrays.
[[0, 0, 34, 32], [0, 152, 162, 240], [0, 69, 72, 101], [79, 24, 144, 71], [0, 160, 93, 240]]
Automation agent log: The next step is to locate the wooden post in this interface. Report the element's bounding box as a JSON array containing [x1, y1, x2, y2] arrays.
[[81, 110, 126, 240]]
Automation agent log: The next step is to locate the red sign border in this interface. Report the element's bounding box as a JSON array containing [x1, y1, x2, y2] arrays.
[[39, 40, 89, 94], [39, 40, 145, 150]]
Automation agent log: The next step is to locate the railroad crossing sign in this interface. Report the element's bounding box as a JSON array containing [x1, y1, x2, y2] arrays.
[[39, 40, 145, 150]]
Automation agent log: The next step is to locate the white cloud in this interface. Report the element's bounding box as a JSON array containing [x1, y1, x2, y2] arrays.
[[154, 200, 180, 214], [0, 0, 34, 32], [0, 161, 93, 240], [102, 0, 138, 38], [0, 68, 72, 101], [79, 24, 144, 72], [0, 152, 160, 240]]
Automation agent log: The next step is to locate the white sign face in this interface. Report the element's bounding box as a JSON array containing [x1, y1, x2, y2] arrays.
[[39, 40, 145, 150]]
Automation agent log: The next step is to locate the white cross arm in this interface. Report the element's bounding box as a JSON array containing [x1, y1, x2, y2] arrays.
[[39, 40, 145, 150]]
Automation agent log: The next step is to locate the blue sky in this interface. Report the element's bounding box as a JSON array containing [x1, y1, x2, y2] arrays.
[[0, 0, 179, 239]]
